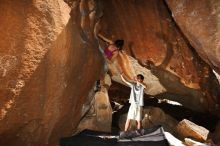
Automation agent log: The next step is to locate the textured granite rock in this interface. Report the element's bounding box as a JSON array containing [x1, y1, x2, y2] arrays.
[[165, 0, 220, 75], [0, 0, 104, 145]]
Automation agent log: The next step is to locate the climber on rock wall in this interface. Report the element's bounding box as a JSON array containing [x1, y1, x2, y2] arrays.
[[93, 33, 124, 93], [98, 33, 124, 62]]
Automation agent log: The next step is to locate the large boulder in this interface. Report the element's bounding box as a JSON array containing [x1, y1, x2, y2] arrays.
[[177, 119, 209, 142], [165, 0, 220, 75], [0, 0, 104, 145]]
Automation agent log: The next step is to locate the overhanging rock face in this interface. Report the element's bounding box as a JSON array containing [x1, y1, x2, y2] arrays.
[[165, 0, 220, 75], [100, 0, 220, 112]]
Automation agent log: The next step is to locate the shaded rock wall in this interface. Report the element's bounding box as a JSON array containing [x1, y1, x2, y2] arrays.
[[118, 106, 178, 135], [0, 0, 104, 145], [77, 74, 112, 133], [100, 0, 220, 112]]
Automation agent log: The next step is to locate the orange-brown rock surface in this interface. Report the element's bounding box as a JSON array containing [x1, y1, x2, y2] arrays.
[[0, 0, 104, 145], [165, 0, 220, 75]]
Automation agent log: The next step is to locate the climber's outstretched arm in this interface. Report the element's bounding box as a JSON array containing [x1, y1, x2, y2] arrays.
[[98, 34, 114, 45], [120, 74, 132, 87]]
